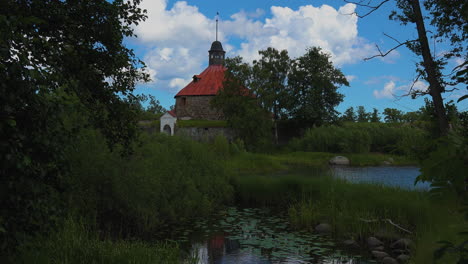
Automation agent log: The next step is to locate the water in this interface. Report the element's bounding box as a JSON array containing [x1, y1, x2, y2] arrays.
[[185, 207, 373, 264], [330, 166, 430, 190], [179, 167, 428, 263]]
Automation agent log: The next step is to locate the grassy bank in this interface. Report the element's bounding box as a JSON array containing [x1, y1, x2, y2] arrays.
[[14, 218, 195, 264], [224, 151, 417, 174], [231, 172, 465, 263]]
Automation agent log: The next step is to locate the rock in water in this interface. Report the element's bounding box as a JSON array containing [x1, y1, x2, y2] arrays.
[[329, 156, 350, 165], [391, 238, 413, 249], [314, 223, 332, 234], [382, 257, 399, 264], [343, 239, 359, 249], [367, 236, 383, 248], [371, 250, 389, 260], [397, 254, 410, 263]]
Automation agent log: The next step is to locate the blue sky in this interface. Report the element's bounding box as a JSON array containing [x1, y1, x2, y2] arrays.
[[127, 0, 467, 114]]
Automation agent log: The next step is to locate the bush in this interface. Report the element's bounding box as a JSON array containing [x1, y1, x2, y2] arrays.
[[65, 130, 233, 237], [288, 123, 429, 155]]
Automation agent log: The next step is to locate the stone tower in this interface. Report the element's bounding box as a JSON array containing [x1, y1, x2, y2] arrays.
[[208, 40, 225, 66]]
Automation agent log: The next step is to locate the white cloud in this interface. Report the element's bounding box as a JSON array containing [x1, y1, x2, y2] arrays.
[[132, 0, 377, 92], [169, 77, 191, 89], [346, 75, 357, 82], [373, 80, 429, 99], [374, 81, 396, 99]]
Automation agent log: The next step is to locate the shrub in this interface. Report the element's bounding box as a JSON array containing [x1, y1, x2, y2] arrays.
[[65, 130, 233, 237]]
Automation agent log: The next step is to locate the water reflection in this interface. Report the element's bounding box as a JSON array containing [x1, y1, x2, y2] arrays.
[[189, 208, 372, 264], [330, 166, 430, 190]]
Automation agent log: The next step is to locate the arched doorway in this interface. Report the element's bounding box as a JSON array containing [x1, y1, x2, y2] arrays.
[[163, 124, 171, 135]]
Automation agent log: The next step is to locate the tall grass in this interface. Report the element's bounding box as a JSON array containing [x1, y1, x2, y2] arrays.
[[232, 172, 464, 247], [288, 122, 429, 156], [14, 218, 193, 264], [65, 129, 233, 238]]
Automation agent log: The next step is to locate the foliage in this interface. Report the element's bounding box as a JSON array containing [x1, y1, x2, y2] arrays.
[[66, 130, 233, 238], [211, 57, 273, 151], [341, 107, 356, 122], [356, 106, 370, 122], [177, 119, 228, 128], [232, 172, 454, 238], [0, 0, 147, 251], [417, 132, 468, 199], [288, 122, 429, 156], [288, 47, 349, 127], [13, 218, 190, 264], [383, 108, 404, 123], [370, 108, 381, 122]]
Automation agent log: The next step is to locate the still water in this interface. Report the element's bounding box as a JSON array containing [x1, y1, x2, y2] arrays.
[[186, 207, 373, 264], [182, 166, 427, 263], [330, 166, 430, 190]]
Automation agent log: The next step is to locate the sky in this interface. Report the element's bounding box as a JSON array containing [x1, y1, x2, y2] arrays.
[[126, 0, 467, 114]]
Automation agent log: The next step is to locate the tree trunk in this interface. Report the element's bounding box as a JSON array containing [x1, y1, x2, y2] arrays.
[[410, 0, 450, 136]]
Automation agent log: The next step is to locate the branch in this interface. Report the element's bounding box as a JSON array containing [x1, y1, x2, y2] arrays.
[[343, 0, 389, 18], [364, 36, 417, 61], [359, 218, 413, 234]]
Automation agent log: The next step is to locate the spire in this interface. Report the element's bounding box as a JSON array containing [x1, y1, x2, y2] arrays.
[[216, 12, 219, 41], [209, 12, 225, 66]]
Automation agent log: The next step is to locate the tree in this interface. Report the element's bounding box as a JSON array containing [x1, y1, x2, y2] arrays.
[[357, 106, 370, 122], [251, 48, 291, 143], [383, 108, 404, 122], [0, 0, 147, 250], [288, 47, 349, 127], [146, 95, 166, 115], [348, 0, 467, 135], [370, 108, 381, 122], [211, 57, 273, 150], [342, 107, 357, 122]]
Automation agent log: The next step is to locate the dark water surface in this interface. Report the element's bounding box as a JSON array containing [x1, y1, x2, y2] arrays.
[[330, 166, 430, 190], [180, 166, 427, 263], [186, 207, 373, 264]]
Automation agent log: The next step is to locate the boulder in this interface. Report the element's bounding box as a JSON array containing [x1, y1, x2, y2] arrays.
[[382, 257, 399, 264], [382, 161, 392, 165], [391, 238, 413, 250], [397, 254, 410, 263], [367, 236, 383, 248], [314, 223, 332, 234], [371, 250, 389, 260], [329, 156, 350, 165], [373, 246, 385, 251], [342, 239, 359, 249]]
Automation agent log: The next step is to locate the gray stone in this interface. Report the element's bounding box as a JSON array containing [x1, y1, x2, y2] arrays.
[[382, 161, 392, 165], [343, 239, 359, 248], [314, 223, 332, 234], [373, 246, 385, 251], [367, 236, 383, 248], [392, 249, 409, 255], [397, 254, 410, 263], [329, 156, 350, 165], [391, 238, 413, 250], [371, 250, 389, 259], [388, 157, 395, 163], [382, 257, 399, 264]]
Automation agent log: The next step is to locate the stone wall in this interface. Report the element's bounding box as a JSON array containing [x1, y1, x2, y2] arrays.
[[175, 95, 224, 120], [175, 127, 234, 142]]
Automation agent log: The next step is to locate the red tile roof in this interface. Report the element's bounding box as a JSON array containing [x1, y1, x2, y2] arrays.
[[175, 65, 226, 97], [168, 110, 176, 117]]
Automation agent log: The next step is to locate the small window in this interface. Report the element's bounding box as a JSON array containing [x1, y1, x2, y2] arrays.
[[182, 97, 186, 105]]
